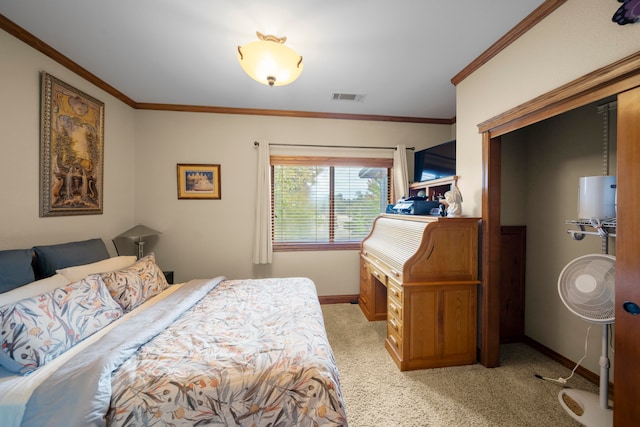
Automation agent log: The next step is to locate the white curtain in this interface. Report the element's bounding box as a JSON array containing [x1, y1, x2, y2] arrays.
[[253, 141, 273, 264], [393, 144, 409, 202]]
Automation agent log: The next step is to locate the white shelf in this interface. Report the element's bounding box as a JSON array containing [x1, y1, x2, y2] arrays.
[[409, 175, 456, 190], [566, 219, 616, 240]]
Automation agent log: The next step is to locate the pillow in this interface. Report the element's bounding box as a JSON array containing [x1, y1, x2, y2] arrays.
[[0, 275, 123, 375], [0, 249, 35, 293], [0, 274, 70, 306], [33, 238, 110, 279], [99, 253, 169, 312], [56, 255, 137, 282]]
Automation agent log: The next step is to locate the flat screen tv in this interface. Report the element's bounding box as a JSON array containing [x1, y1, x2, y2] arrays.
[[413, 140, 456, 183]]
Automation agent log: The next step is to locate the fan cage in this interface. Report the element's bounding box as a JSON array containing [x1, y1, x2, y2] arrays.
[[558, 254, 615, 323]]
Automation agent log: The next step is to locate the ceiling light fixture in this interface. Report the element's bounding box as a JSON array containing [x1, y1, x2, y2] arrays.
[[237, 31, 303, 87]]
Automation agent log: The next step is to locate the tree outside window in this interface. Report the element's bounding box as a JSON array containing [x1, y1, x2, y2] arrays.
[[271, 156, 392, 250]]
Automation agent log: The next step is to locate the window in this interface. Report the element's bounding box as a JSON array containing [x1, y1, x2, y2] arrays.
[[271, 156, 393, 250]]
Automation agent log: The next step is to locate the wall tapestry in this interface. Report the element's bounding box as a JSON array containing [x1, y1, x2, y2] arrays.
[[613, 0, 640, 24], [40, 72, 104, 216]]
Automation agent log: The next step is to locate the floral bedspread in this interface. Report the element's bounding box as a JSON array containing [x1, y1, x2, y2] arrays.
[[106, 277, 347, 426]]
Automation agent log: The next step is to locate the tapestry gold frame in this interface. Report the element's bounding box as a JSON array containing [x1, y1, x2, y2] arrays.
[[40, 72, 105, 216]]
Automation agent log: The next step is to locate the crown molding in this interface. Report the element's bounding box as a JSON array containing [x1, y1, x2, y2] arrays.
[[478, 50, 640, 137], [0, 14, 454, 124], [451, 0, 567, 86], [134, 102, 455, 124]]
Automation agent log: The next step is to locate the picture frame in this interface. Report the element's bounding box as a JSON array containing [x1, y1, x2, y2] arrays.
[[177, 163, 221, 199], [40, 72, 105, 216]]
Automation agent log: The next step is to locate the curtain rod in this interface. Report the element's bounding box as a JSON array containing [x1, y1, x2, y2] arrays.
[[254, 141, 415, 151]]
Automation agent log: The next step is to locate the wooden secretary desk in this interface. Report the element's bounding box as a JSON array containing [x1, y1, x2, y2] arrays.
[[359, 214, 480, 371]]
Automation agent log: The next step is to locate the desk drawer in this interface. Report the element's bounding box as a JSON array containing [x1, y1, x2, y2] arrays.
[[387, 327, 403, 356], [367, 262, 387, 286], [388, 299, 403, 319], [387, 267, 403, 284], [359, 279, 372, 300], [388, 314, 403, 337], [387, 289, 403, 338], [387, 278, 403, 304], [358, 291, 370, 309]]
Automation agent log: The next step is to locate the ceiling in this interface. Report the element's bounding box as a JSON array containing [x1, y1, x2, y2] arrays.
[[0, 0, 546, 121]]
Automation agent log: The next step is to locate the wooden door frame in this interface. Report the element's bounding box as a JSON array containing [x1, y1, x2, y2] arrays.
[[478, 51, 640, 368], [613, 86, 640, 424]]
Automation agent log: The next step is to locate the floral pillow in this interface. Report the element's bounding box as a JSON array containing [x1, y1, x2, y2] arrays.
[[0, 275, 123, 375], [99, 253, 169, 313]]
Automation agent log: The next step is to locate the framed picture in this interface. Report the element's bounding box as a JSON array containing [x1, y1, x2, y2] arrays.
[[40, 72, 105, 216], [177, 164, 221, 199]]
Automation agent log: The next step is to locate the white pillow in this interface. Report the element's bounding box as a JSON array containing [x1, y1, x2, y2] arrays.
[[56, 256, 137, 282], [0, 274, 70, 306]]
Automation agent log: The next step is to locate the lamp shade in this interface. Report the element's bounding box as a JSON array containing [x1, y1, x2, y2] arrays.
[[116, 224, 161, 259], [237, 32, 303, 87], [117, 224, 162, 239]]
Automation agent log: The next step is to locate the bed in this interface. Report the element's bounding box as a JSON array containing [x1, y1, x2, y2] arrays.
[[0, 239, 347, 427]]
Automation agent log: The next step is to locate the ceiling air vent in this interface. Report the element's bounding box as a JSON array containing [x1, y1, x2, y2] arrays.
[[332, 93, 366, 102]]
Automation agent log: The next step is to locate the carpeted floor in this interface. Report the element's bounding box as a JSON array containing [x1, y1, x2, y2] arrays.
[[321, 303, 599, 427]]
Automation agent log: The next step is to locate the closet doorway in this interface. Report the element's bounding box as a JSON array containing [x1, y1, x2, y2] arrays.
[[479, 53, 640, 426]]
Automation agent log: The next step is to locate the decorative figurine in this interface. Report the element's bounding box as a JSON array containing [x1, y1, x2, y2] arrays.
[[444, 177, 463, 217]]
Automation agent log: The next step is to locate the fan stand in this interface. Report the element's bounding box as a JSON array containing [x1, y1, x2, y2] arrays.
[[558, 324, 612, 427]]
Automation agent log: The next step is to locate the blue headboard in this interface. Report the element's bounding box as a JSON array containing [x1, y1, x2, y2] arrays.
[[0, 238, 109, 293]]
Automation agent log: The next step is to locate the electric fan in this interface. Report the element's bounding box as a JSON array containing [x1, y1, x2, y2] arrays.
[[557, 254, 615, 427]]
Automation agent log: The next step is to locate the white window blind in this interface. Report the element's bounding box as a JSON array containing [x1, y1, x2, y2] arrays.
[[271, 156, 392, 247]]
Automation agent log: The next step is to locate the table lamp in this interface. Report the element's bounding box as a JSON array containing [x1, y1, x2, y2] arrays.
[[116, 224, 162, 259]]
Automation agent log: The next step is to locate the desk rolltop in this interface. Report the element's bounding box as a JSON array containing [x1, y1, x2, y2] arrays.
[[361, 214, 480, 284]]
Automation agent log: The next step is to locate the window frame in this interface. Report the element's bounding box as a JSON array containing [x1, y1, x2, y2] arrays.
[[270, 155, 393, 251]]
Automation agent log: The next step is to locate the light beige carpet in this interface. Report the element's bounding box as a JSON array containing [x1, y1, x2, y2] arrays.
[[321, 303, 599, 427]]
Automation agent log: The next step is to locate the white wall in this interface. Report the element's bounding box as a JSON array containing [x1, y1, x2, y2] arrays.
[[133, 110, 452, 294], [0, 30, 136, 255], [456, 0, 640, 217]]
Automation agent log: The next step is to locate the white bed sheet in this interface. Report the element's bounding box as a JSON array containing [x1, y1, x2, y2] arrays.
[[0, 283, 185, 427]]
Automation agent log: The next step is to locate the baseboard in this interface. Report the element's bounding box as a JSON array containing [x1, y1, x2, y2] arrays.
[[522, 335, 614, 398], [319, 294, 359, 305]]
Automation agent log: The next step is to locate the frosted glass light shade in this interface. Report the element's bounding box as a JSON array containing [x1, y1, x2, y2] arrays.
[[238, 32, 303, 87]]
